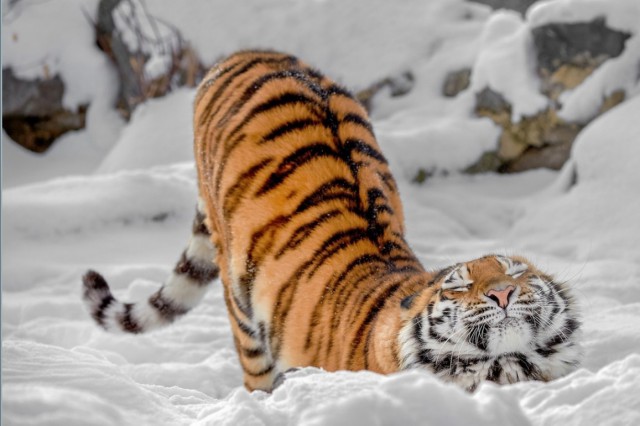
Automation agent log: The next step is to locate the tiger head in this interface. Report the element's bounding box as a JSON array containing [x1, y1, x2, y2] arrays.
[[398, 255, 582, 391]]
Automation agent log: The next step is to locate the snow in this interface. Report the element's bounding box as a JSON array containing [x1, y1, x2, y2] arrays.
[[470, 11, 549, 120], [96, 89, 195, 174], [558, 33, 640, 122], [3, 0, 640, 425], [2, 0, 109, 108], [111, 0, 181, 81]]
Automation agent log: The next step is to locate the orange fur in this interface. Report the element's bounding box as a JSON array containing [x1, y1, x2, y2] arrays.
[[193, 50, 429, 390]]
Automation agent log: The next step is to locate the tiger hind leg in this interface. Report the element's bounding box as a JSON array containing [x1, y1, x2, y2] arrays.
[[82, 200, 219, 333]]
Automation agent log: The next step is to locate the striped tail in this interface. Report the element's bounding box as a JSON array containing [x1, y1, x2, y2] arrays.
[[82, 202, 219, 333]]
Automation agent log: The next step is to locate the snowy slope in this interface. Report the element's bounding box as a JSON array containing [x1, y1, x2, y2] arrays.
[[3, 0, 640, 425]]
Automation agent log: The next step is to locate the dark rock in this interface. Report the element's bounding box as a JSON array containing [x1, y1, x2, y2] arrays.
[[533, 17, 631, 99], [504, 138, 573, 172], [412, 168, 434, 184], [2, 68, 87, 153], [465, 151, 502, 174], [475, 87, 511, 114], [532, 17, 630, 75], [356, 71, 415, 112], [2, 68, 65, 117], [474, 84, 584, 172], [467, 0, 540, 15], [442, 68, 471, 97]]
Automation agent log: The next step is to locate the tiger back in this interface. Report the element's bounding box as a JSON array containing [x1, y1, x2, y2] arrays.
[[193, 50, 429, 390]]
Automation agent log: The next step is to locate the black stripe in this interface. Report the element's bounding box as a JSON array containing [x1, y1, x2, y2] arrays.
[[233, 293, 253, 320], [119, 303, 143, 333], [428, 327, 448, 343], [307, 255, 385, 352], [381, 241, 405, 255], [330, 255, 397, 329], [365, 188, 392, 241], [201, 55, 298, 126], [306, 67, 325, 81], [93, 294, 115, 329], [326, 84, 354, 99], [344, 138, 387, 164], [513, 353, 541, 379], [431, 353, 454, 374], [342, 113, 374, 135], [467, 323, 490, 351], [192, 209, 210, 236], [269, 278, 299, 359], [320, 256, 388, 346], [275, 208, 342, 259], [260, 118, 322, 145], [256, 143, 342, 196], [269, 239, 356, 357], [223, 158, 274, 217], [217, 69, 325, 131], [229, 305, 257, 338], [486, 359, 503, 382], [174, 251, 219, 283], [535, 346, 557, 357], [544, 328, 571, 348], [347, 282, 402, 365], [413, 315, 426, 345], [294, 178, 358, 214], [305, 228, 369, 279], [563, 317, 580, 336], [377, 171, 398, 192], [212, 92, 324, 196], [223, 92, 323, 147], [417, 348, 435, 366], [247, 216, 289, 264], [243, 362, 275, 377], [241, 346, 265, 358], [148, 291, 189, 322]]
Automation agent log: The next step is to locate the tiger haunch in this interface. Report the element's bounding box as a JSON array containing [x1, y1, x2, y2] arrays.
[[83, 50, 581, 392]]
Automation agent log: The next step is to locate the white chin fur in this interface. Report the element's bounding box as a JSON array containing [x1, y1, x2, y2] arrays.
[[487, 319, 533, 355]]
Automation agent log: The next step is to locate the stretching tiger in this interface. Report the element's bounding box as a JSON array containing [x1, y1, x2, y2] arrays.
[[83, 50, 582, 392]]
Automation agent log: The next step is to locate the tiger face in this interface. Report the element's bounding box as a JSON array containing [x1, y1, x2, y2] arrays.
[[399, 255, 582, 391]]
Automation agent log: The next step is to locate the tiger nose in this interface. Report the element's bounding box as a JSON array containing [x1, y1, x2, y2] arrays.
[[486, 285, 515, 309]]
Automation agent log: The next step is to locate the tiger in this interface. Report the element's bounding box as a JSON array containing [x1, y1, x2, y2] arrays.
[[82, 50, 582, 392]]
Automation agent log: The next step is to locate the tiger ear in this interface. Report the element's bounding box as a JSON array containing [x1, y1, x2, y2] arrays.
[[400, 293, 417, 310]]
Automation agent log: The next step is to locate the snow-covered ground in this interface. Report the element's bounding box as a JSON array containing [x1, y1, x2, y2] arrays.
[[3, 0, 640, 424]]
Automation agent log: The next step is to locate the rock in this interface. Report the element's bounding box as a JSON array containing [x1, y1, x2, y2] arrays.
[[356, 71, 415, 112], [95, 0, 206, 119], [504, 138, 573, 173], [2, 68, 87, 153], [474, 87, 510, 116], [442, 68, 471, 97], [2, 68, 65, 117], [598, 90, 625, 115], [465, 151, 502, 174], [532, 17, 631, 99], [473, 86, 583, 172], [467, 17, 631, 174], [466, 0, 540, 15]]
